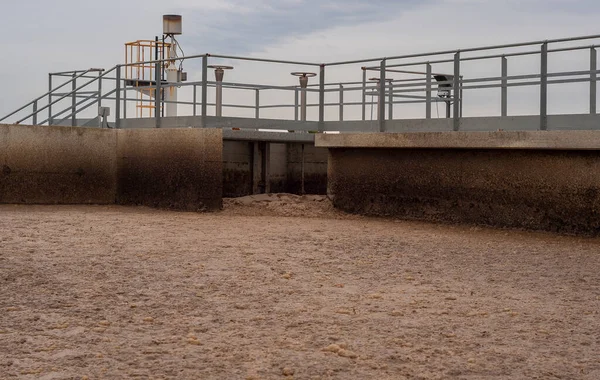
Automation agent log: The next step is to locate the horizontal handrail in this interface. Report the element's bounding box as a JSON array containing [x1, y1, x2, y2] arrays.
[[0, 69, 96, 123], [15, 66, 117, 124]]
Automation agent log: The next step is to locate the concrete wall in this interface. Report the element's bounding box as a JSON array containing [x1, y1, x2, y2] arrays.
[[327, 147, 600, 235], [117, 129, 222, 211], [269, 143, 288, 193], [0, 124, 117, 204], [221, 141, 328, 197], [223, 140, 253, 197], [286, 143, 328, 195], [0, 125, 222, 211]]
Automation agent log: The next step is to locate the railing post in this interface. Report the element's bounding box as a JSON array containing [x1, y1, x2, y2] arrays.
[[388, 80, 393, 121], [339, 84, 344, 121], [591, 47, 597, 115], [193, 84, 197, 116], [123, 87, 127, 120], [32, 100, 37, 125], [540, 42, 548, 130], [361, 67, 367, 121], [319, 64, 325, 131], [71, 73, 76, 127], [501, 56, 508, 117], [453, 52, 460, 131], [97, 71, 103, 111], [155, 59, 161, 128], [115, 65, 121, 129], [255, 89, 260, 119], [379, 59, 386, 132], [460, 75, 464, 118], [425, 63, 432, 119], [301, 83, 308, 122], [294, 88, 299, 121], [48, 74, 53, 126], [201, 55, 208, 127]]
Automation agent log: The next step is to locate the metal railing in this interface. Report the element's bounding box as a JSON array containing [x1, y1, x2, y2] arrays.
[[3, 33, 600, 133]]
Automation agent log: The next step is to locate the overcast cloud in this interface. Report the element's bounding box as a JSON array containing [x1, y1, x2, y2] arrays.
[[1, 0, 600, 119]]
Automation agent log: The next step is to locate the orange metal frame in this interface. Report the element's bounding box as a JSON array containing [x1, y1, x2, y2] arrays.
[[124, 40, 171, 118]]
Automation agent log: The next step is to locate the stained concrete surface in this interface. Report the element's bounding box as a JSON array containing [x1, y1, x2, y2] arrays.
[[116, 128, 222, 211], [316, 130, 600, 150], [0, 125, 223, 211], [328, 148, 600, 235], [0, 124, 117, 204], [287, 143, 328, 195]]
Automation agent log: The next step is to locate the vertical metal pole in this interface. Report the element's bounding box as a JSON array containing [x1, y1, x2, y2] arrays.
[[98, 71, 103, 110], [339, 84, 344, 121], [48, 74, 53, 126], [425, 63, 432, 119], [193, 85, 197, 116], [255, 89, 260, 119], [201, 55, 208, 126], [453, 52, 461, 131], [71, 73, 76, 126], [154, 59, 161, 128], [319, 64, 325, 131], [501, 56, 508, 117], [123, 87, 127, 120], [378, 59, 386, 132], [32, 101, 37, 125], [294, 88, 299, 121], [460, 75, 464, 118], [540, 42, 548, 130], [362, 68, 367, 121], [216, 80, 223, 117], [388, 80, 393, 121], [301, 86, 307, 122], [115, 65, 121, 129], [591, 47, 597, 115]]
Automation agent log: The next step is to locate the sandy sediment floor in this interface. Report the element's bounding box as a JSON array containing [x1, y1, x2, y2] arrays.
[[1, 196, 599, 379]]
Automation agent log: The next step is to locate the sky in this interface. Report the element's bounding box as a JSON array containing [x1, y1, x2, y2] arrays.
[[1, 0, 600, 121]]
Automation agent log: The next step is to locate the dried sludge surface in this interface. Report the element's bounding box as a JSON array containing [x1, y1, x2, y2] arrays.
[[1, 203, 599, 379]]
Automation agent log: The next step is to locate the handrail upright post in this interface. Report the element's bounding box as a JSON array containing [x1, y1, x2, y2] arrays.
[[460, 75, 464, 118], [388, 80, 393, 121], [98, 71, 103, 111], [48, 74, 53, 125], [319, 64, 325, 131], [155, 61, 161, 128], [540, 42, 548, 130], [501, 57, 508, 117], [362, 68, 367, 121], [379, 59, 386, 132], [115, 65, 121, 129], [123, 87, 127, 120], [294, 89, 299, 121], [339, 84, 344, 121], [255, 89, 260, 119], [201, 55, 208, 127], [71, 73, 76, 126], [453, 52, 461, 131], [591, 47, 597, 114], [33, 100, 37, 125], [425, 63, 432, 119], [193, 84, 197, 116]]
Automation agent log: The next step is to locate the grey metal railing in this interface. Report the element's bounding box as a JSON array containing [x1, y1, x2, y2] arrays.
[[3, 33, 600, 133]]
